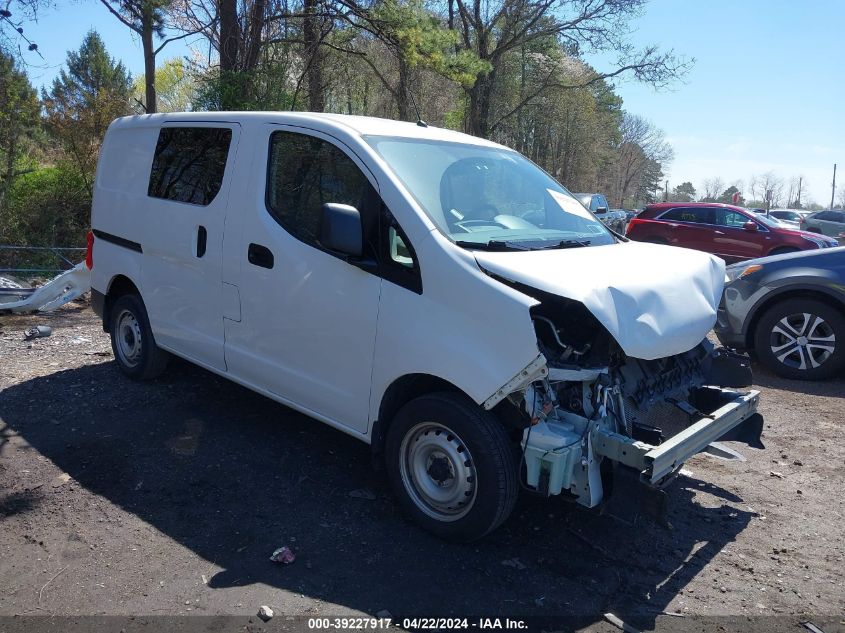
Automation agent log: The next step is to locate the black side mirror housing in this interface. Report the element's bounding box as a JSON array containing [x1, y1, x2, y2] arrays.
[[742, 220, 759, 232], [595, 206, 608, 214], [320, 203, 363, 257]]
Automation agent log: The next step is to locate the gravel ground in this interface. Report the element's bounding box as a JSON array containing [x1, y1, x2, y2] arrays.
[[1, 302, 843, 631]]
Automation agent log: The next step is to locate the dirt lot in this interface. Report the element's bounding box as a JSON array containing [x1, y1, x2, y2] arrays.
[[1, 302, 843, 631]]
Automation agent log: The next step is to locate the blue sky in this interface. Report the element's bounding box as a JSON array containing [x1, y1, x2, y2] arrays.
[[15, 0, 845, 204]]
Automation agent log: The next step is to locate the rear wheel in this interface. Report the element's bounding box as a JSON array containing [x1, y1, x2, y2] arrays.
[[754, 298, 845, 380], [385, 392, 518, 542], [109, 293, 170, 380]]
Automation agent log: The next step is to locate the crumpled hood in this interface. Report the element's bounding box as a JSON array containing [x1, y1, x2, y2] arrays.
[[474, 241, 725, 360]]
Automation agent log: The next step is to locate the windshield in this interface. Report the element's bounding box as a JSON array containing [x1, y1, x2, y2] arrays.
[[364, 136, 615, 249]]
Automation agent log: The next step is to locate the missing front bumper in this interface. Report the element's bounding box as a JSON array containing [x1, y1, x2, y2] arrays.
[[593, 387, 762, 485]]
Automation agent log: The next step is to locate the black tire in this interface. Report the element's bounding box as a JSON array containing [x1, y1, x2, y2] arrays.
[[109, 293, 170, 380], [754, 298, 845, 380], [384, 392, 518, 542]]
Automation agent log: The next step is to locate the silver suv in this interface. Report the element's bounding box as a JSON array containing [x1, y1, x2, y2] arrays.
[[801, 209, 845, 237]]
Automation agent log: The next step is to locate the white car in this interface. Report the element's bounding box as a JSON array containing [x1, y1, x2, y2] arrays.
[[88, 112, 762, 541], [768, 208, 809, 227]]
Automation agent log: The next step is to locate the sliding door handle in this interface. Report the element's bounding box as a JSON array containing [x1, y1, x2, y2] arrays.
[[196, 226, 207, 257], [248, 243, 274, 269]]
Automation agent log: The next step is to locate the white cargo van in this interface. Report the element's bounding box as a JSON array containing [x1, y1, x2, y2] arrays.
[[88, 112, 762, 541]]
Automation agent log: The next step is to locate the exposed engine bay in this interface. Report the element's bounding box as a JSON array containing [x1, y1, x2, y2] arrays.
[[491, 288, 763, 517]]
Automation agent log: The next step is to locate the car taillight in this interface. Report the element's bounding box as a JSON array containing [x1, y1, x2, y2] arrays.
[[85, 230, 94, 269]]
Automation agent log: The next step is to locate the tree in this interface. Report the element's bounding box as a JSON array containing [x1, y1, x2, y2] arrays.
[[610, 112, 672, 206], [751, 171, 783, 207], [445, 0, 690, 138], [634, 158, 664, 206], [0, 1, 44, 59], [701, 177, 724, 202], [42, 31, 132, 194], [355, 0, 489, 120], [0, 50, 39, 211], [133, 57, 196, 111], [671, 181, 696, 202], [716, 185, 743, 205], [99, 0, 202, 113]]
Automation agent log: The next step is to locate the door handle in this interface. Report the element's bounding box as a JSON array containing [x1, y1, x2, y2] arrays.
[[248, 243, 274, 269], [196, 225, 207, 258]]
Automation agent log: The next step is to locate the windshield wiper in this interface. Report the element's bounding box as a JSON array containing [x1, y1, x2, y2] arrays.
[[454, 239, 533, 251], [454, 238, 591, 251], [537, 239, 591, 249]]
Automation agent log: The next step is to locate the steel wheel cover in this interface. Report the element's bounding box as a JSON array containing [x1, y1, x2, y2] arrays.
[[399, 422, 477, 521], [116, 309, 143, 368]]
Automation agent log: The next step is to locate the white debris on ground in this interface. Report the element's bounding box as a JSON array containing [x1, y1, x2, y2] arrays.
[[0, 262, 90, 313]]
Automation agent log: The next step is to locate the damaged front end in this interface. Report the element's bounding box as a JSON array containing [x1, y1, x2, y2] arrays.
[[486, 287, 763, 521]]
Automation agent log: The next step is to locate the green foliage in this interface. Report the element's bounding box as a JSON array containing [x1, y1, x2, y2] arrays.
[[671, 181, 697, 202], [0, 49, 40, 211], [42, 30, 132, 193], [717, 185, 743, 205], [373, 0, 489, 87], [133, 57, 196, 112], [0, 163, 90, 249]]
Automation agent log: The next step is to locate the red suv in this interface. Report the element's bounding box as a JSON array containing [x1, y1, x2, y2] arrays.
[[626, 203, 839, 263]]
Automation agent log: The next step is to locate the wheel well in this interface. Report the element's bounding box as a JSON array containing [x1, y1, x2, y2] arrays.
[[370, 374, 465, 464], [745, 288, 845, 348], [102, 275, 141, 331]]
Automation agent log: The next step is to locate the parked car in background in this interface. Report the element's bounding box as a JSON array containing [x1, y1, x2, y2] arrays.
[[716, 247, 845, 380], [752, 211, 791, 228], [626, 202, 839, 263], [574, 193, 627, 233], [617, 208, 639, 223], [767, 209, 807, 227], [801, 209, 845, 237]]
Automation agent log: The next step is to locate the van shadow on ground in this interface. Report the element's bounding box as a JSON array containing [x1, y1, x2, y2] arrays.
[[0, 359, 757, 626]]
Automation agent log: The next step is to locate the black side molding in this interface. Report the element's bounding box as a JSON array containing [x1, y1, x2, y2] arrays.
[[92, 229, 143, 253]]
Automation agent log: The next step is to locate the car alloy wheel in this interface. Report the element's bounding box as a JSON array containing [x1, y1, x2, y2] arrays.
[[769, 312, 835, 371]]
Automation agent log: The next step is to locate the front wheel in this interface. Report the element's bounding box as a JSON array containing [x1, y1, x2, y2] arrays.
[[385, 392, 518, 542], [754, 298, 845, 380]]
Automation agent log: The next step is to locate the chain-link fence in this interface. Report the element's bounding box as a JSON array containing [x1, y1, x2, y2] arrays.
[[0, 245, 86, 275]]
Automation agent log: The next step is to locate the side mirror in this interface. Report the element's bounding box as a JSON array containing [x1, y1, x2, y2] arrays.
[[320, 203, 363, 257], [595, 206, 608, 214], [742, 220, 759, 232]]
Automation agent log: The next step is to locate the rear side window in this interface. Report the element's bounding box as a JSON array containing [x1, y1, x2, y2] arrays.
[[660, 207, 711, 224], [817, 211, 844, 222], [266, 131, 369, 246], [714, 208, 749, 227], [148, 127, 232, 205]]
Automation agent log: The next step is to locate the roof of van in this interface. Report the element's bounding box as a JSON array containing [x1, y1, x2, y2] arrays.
[[109, 111, 503, 148]]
